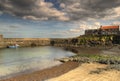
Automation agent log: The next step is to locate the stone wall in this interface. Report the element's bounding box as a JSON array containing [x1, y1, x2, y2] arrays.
[[0, 35, 51, 48], [0, 35, 3, 41], [3, 38, 51, 47], [0, 35, 5, 48]]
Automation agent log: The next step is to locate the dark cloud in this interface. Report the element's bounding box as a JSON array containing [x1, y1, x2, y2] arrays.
[[0, 0, 68, 21], [81, 0, 120, 12], [11, 0, 35, 7], [0, 0, 120, 21], [0, 0, 34, 16], [59, 0, 120, 20]]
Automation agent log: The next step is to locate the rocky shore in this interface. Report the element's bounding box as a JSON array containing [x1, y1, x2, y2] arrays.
[[60, 45, 120, 69], [46, 45, 120, 81]]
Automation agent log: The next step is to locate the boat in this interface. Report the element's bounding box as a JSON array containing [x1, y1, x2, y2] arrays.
[[8, 44, 19, 48]]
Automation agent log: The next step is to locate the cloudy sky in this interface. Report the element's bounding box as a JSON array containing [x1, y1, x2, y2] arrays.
[[0, 0, 120, 38]]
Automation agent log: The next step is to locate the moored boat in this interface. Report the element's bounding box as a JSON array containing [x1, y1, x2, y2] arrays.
[[8, 44, 19, 48]]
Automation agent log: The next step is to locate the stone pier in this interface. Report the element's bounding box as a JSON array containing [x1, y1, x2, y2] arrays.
[[0, 34, 51, 48], [0, 35, 5, 48]]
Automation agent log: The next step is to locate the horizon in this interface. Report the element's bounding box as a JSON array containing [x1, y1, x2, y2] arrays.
[[0, 0, 120, 38]]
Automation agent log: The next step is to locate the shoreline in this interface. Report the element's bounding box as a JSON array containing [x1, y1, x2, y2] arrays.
[[1, 62, 79, 81], [0, 45, 120, 81]]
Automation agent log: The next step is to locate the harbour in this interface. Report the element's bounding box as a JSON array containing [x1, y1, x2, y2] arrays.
[[0, 46, 75, 80]]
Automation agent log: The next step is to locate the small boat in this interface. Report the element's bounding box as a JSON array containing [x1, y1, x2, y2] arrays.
[[8, 44, 19, 48]]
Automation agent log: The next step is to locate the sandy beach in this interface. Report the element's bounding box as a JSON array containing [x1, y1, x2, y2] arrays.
[[1, 62, 79, 81], [47, 63, 120, 81], [47, 46, 120, 81], [2, 62, 120, 81]]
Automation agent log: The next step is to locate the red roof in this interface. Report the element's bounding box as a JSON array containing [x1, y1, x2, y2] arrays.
[[100, 26, 119, 30]]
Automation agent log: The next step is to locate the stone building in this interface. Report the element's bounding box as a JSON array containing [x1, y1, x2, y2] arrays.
[[85, 25, 120, 35], [85, 29, 100, 35], [100, 25, 120, 35]]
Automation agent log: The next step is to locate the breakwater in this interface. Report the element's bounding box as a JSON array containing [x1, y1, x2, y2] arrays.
[[0, 35, 50, 48]]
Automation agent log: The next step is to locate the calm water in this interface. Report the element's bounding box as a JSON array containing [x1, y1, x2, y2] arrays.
[[0, 46, 75, 79]]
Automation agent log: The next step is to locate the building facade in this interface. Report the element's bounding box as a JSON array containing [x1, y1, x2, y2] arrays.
[[85, 29, 100, 35], [85, 25, 120, 35], [100, 25, 119, 35]]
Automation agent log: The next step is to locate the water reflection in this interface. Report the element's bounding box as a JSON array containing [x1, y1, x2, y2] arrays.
[[0, 46, 75, 79]]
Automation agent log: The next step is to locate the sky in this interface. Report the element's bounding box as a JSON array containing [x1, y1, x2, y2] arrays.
[[0, 0, 120, 38]]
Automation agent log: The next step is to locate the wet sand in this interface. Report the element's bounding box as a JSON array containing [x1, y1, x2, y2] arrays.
[[65, 45, 120, 56], [1, 62, 79, 81]]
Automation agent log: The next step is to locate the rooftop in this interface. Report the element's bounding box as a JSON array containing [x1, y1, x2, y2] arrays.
[[100, 25, 119, 30]]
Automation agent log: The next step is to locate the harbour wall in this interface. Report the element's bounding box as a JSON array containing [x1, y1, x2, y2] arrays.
[[0, 35, 51, 48], [0, 35, 5, 48], [0, 34, 120, 48]]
